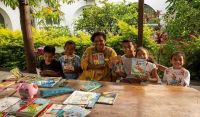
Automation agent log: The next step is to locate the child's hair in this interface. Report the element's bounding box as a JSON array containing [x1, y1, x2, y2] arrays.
[[136, 47, 156, 63], [91, 32, 106, 42], [44, 45, 55, 54], [64, 40, 76, 48], [121, 39, 137, 47], [170, 51, 186, 60]]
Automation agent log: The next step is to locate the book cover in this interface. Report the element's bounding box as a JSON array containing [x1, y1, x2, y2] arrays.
[[81, 81, 102, 91], [0, 97, 20, 112], [16, 98, 49, 117], [131, 58, 147, 78], [97, 92, 117, 105], [29, 77, 61, 88], [0, 88, 16, 98], [63, 55, 75, 72], [10, 68, 23, 79], [92, 53, 105, 65], [0, 81, 15, 89], [63, 91, 98, 105], [40, 104, 65, 117], [63, 105, 91, 117], [40, 86, 75, 98]]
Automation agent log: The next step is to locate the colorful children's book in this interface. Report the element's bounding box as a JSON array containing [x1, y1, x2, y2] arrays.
[[92, 53, 105, 65], [0, 81, 15, 90], [97, 92, 117, 105], [0, 88, 16, 98], [81, 81, 102, 91], [0, 97, 21, 112], [131, 58, 147, 78], [63, 91, 99, 105], [10, 68, 23, 79], [40, 86, 75, 98], [63, 55, 75, 72], [16, 98, 49, 117], [63, 105, 91, 117], [29, 77, 61, 88], [40, 104, 66, 117]]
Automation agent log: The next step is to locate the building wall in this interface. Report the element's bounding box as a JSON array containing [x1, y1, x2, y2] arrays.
[[0, 2, 21, 30], [0, 0, 167, 31]]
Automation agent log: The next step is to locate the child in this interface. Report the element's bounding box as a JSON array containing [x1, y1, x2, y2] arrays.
[[59, 40, 81, 79], [136, 47, 159, 83], [163, 51, 190, 86], [113, 39, 136, 83], [38, 45, 62, 77]]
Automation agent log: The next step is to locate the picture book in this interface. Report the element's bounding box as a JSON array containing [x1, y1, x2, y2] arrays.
[[80, 80, 102, 91], [40, 86, 75, 98], [0, 97, 20, 112], [63, 55, 75, 72], [40, 104, 66, 117], [63, 105, 91, 117], [92, 53, 105, 65], [97, 92, 117, 105], [63, 91, 99, 105], [10, 68, 23, 79], [16, 98, 49, 117], [0, 88, 16, 98], [29, 77, 61, 88], [131, 58, 147, 78], [86, 93, 101, 109], [0, 81, 15, 89]]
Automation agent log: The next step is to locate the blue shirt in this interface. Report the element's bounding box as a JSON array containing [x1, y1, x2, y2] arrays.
[[59, 54, 81, 79]]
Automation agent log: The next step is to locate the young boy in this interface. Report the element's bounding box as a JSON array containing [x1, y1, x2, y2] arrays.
[[38, 45, 62, 77], [59, 40, 82, 79]]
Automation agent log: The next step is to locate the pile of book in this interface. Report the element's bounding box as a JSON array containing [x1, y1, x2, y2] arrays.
[[0, 68, 118, 117]]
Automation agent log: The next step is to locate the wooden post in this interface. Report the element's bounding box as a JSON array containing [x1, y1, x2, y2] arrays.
[[18, 0, 36, 73], [138, 0, 144, 47]]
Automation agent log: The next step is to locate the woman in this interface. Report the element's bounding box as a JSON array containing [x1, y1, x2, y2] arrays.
[[79, 32, 117, 81]]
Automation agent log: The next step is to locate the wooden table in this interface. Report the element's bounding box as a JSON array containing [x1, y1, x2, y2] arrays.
[[34, 80, 200, 117], [11, 80, 200, 117]]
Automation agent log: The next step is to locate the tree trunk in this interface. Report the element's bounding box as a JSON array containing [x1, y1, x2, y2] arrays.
[[18, 0, 36, 73], [138, 0, 144, 47]]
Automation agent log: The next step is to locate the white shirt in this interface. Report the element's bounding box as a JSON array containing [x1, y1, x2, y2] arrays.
[[163, 67, 190, 86]]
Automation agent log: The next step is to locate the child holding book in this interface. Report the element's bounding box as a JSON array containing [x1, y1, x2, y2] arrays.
[[135, 47, 159, 83], [59, 40, 82, 79], [38, 45, 62, 77], [113, 39, 136, 83], [163, 51, 190, 86]]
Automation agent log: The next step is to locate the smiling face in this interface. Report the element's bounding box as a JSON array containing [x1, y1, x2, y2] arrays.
[[93, 36, 106, 52], [43, 52, 54, 65], [136, 49, 148, 60], [122, 42, 135, 57], [171, 54, 184, 69], [64, 44, 75, 56]]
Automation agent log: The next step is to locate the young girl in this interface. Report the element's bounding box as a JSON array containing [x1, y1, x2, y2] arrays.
[[163, 51, 190, 86], [59, 40, 82, 79], [136, 47, 159, 83]]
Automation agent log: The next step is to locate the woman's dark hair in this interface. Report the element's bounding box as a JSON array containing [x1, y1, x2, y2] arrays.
[[64, 40, 76, 48], [91, 32, 106, 42], [44, 45, 55, 54]]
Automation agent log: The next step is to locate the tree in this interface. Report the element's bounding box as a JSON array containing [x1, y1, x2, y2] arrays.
[[75, 1, 138, 34], [0, 0, 76, 72], [164, 0, 200, 39]]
